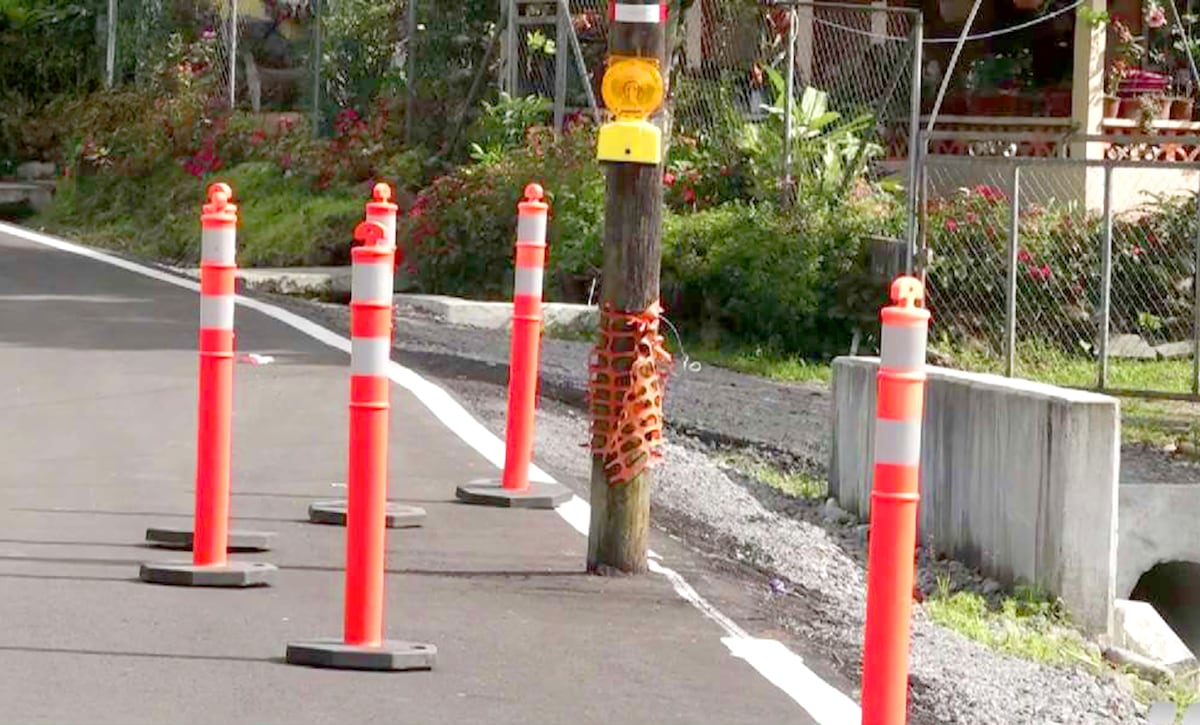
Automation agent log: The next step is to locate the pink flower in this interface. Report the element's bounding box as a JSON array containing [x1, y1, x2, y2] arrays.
[[974, 184, 1006, 203], [1017, 248, 1032, 264], [1028, 264, 1052, 281], [1131, 244, 1144, 257], [1147, 5, 1167, 29], [682, 187, 696, 203], [944, 217, 958, 232], [662, 171, 677, 186], [965, 212, 978, 224]]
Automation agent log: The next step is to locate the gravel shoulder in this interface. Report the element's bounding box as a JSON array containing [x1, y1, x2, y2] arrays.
[[258, 292, 1151, 725]]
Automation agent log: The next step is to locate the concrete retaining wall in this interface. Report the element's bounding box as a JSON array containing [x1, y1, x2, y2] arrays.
[[830, 357, 1121, 634]]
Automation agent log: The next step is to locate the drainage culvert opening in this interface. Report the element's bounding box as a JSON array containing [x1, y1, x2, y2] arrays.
[[1131, 560, 1200, 656]]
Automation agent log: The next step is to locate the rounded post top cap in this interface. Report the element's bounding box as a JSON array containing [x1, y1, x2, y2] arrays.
[[373, 182, 392, 204], [524, 183, 544, 202], [354, 220, 387, 246], [202, 182, 237, 219], [890, 276, 924, 309]]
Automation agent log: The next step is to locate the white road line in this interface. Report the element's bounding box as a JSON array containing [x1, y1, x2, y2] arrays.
[[1, 222, 861, 724]]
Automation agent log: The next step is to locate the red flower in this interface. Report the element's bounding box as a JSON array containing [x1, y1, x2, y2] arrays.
[[1131, 244, 1144, 257], [1028, 264, 1052, 281], [944, 217, 958, 232], [974, 184, 1006, 203], [1146, 231, 1159, 246], [965, 212, 978, 224], [1017, 248, 1032, 264], [682, 186, 697, 203], [250, 129, 268, 146], [662, 171, 677, 186]]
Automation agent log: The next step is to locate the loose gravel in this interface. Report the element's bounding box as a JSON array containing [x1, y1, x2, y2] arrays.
[[259, 293, 1149, 725]]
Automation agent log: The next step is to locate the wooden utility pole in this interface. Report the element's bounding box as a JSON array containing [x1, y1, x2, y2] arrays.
[[587, 1, 671, 574]]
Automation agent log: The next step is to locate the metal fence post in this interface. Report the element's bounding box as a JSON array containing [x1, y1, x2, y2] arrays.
[[229, 0, 238, 109], [904, 13, 923, 274], [1192, 172, 1200, 395], [1099, 163, 1114, 390], [405, 0, 418, 145], [782, 7, 796, 208], [1005, 164, 1020, 377], [311, 0, 323, 138], [106, 0, 117, 87]]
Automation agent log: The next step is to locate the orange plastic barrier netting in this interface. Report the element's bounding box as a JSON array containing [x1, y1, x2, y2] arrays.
[[587, 301, 673, 485]]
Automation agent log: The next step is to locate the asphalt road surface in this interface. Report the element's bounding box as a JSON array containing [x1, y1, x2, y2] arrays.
[[0, 226, 851, 724]]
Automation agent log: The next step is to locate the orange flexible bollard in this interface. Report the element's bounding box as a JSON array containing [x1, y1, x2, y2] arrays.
[[305, 185, 425, 531], [455, 184, 569, 509], [860, 276, 930, 725], [344, 219, 394, 646], [286, 186, 435, 672], [193, 184, 238, 567], [139, 184, 276, 587]]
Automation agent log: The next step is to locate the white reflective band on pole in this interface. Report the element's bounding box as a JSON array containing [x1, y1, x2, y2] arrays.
[[613, 3, 662, 22], [517, 214, 547, 244], [880, 324, 928, 372], [351, 337, 392, 376], [513, 266, 544, 297], [873, 418, 922, 466], [201, 227, 237, 265], [367, 212, 396, 246], [352, 261, 394, 302], [199, 294, 235, 330]]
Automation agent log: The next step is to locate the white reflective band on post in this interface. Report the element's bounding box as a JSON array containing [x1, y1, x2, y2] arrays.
[[201, 227, 236, 265], [514, 266, 544, 297], [352, 261, 394, 302], [880, 323, 928, 372], [613, 3, 662, 22], [199, 294, 235, 330], [367, 212, 396, 245], [517, 214, 547, 244], [351, 336, 392, 376], [873, 418, 922, 466]]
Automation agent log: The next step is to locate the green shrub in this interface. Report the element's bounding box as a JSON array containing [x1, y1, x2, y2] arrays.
[[924, 184, 1198, 353], [398, 122, 604, 301], [662, 189, 900, 356]]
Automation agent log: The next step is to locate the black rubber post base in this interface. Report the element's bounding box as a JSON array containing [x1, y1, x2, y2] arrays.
[[454, 479, 572, 509], [144, 527, 274, 552], [138, 560, 276, 587], [285, 638, 436, 671], [307, 500, 426, 528]]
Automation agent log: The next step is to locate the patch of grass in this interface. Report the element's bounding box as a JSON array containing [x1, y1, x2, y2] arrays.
[[926, 576, 1200, 718], [34, 162, 361, 268], [720, 452, 828, 499], [925, 576, 1098, 668], [659, 333, 832, 384]]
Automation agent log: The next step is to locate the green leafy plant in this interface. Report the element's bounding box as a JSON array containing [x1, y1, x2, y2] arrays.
[[735, 69, 881, 202], [466, 92, 552, 164]]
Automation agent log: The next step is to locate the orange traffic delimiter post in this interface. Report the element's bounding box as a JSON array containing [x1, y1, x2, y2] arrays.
[[860, 276, 931, 725], [140, 183, 276, 588], [455, 183, 569, 509], [306, 184, 426, 531], [286, 193, 435, 672]]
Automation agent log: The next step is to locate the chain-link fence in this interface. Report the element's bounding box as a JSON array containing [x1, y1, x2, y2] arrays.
[[919, 136, 1200, 400], [668, 0, 920, 204]]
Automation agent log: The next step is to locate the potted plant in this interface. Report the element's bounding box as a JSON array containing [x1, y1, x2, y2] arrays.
[[1104, 59, 1126, 118], [1168, 77, 1196, 120], [1137, 91, 1166, 131]]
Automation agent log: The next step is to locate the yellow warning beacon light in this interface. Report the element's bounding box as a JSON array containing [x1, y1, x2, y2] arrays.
[[596, 55, 665, 165]]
